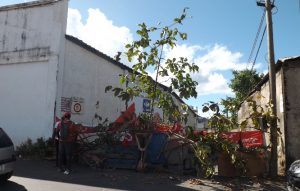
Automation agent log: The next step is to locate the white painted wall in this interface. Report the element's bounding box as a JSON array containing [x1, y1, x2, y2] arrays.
[[63, 39, 199, 128], [0, 0, 68, 145], [61, 39, 127, 126]]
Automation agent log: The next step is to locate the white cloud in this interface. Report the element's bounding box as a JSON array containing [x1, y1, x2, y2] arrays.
[[158, 44, 247, 96], [194, 44, 248, 75], [67, 8, 133, 61], [196, 73, 232, 95], [66, 8, 249, 97], [263, 69, 268, 75], [164, 44, 203, 61]]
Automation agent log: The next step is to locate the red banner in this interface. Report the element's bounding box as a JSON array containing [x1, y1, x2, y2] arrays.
[[241, 131, 263, 148], [194, 130, 264, 148], [221, 132, 241, 144]]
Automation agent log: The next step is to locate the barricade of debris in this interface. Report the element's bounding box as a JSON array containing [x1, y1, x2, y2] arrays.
[[73, 103, 269, 178], [74, 103, 196, 174]]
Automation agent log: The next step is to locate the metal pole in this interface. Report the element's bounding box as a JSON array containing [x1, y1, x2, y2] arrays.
[[265, 0, 278, 177]]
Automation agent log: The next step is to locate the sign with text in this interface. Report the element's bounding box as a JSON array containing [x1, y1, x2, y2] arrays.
[[71, 97, 84, 115], [196, 130, 264, 148], [143, 99, 151, 112]]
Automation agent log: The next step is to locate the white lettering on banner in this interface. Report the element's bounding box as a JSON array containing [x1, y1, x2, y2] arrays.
[[242, 137, 258, 144]]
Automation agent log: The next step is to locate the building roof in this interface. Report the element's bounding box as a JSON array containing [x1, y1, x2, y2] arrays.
[[65, 34, 199, 117], [0, 0, 63, 11], [241, 56, 300, 105], [65, 35, 133, 72]]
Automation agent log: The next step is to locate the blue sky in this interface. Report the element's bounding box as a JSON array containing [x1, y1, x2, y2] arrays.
[[1, 0, 300, 115]]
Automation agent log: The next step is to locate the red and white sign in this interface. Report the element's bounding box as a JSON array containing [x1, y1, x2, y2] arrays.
[[71, 97, 84, 114], [221, 132, 241, 144], [241, 131, 264, 148], [195, 130, 264, 148]]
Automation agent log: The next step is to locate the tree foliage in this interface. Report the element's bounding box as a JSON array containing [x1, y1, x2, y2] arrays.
[[221, 69, 264, 124], [229, 69, 264, 102], [106, 8, 199, 123], [196, 96, 277, 177]]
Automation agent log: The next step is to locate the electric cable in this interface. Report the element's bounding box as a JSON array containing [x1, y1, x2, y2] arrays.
[[251, 0, 277, 70], [247, 9, 266, 68], [251, 25, 266, 71]]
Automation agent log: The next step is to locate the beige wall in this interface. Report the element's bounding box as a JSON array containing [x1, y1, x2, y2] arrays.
[[237, 67, 286, 175]]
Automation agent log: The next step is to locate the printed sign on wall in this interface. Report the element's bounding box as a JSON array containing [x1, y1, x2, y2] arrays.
[[61, 97, 71, 112], [143, 99, 151, 112], [71, 97, 84, 115]]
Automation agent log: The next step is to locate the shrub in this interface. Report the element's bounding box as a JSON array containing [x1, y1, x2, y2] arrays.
[[16, 137, 53, 159]]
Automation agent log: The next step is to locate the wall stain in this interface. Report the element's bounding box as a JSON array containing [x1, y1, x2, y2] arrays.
[[2, 34, 6, 50], [23, 11, 27, 29], [4, 11, 8, 25], [21, 31, 26, 50]]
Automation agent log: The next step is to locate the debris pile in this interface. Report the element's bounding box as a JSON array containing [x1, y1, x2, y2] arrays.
[[74, 103, 196, 174]]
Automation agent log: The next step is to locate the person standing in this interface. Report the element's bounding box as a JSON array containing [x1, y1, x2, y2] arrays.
[[56, 112, 77, 175]]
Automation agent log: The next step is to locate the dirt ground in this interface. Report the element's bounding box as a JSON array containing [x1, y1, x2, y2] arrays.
[[2, 159, 287, 191]]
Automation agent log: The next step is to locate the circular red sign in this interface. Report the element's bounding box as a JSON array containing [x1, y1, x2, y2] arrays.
[[73, 103, 81, 113]]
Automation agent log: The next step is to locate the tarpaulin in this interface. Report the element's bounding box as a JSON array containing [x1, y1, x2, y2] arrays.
[[241, 131, 264, 148], [155, 123, 185, 135], [221, 132, 241, 144], [221, 131, 263, 147], [115, 103, 135, 124], [194, 130, 264, 148]]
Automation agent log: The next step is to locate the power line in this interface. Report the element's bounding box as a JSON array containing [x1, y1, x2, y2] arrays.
[[247, 9, 266, 68], [251, 25, 266, 71], [248, 0, 278, 70]]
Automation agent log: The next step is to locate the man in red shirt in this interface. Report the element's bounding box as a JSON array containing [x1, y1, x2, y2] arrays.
[[56, 112, 77, 175]]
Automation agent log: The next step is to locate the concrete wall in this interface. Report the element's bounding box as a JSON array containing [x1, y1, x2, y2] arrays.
[[60, 39, 127, 126], [237, 66, 286, 174], [0, 0, 68, 145], [62, 39, 198, 128], [282, 58, 300, 167]]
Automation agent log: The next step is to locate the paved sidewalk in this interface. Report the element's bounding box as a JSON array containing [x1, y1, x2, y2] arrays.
[[1, 159, 287, 191]]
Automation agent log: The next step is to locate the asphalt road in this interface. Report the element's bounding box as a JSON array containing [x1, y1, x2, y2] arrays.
[[0, 159, 287, 191]]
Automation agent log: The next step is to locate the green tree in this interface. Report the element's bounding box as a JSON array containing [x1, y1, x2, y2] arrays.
[[221, 69, 263, 124], [229, 69, 263, 102], [106, 8, 199, 124]]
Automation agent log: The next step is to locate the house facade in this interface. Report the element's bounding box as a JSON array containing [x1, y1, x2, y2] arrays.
[[0, 0, 68, 145], [238, 56, 300, 174], [0, 0, 198, 145]]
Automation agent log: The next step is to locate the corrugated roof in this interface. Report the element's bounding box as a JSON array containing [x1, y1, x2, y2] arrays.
[[65, 34, 199, 117], [0, 0, 63, 11]]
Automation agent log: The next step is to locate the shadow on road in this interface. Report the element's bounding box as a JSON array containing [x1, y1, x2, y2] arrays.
[[1, 180, 27, 191], [11, 159, 287, 191], [212, 176, 287, 191], [13, 159, 195, 191]]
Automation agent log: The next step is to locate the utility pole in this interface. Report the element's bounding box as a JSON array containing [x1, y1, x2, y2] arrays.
[[257, 0, 278, 177]]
